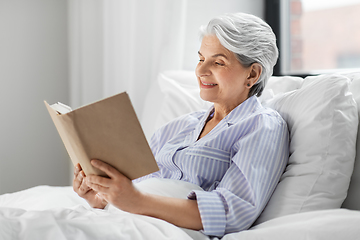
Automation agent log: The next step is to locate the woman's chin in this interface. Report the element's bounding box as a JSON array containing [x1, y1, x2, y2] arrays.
[[199, 92, 215, 103]]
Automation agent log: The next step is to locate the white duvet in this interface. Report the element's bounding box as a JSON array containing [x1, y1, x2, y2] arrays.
[[0, 179, 359, 240]]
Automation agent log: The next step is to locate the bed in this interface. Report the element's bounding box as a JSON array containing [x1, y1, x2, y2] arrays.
[[1, 71, 360, 240]]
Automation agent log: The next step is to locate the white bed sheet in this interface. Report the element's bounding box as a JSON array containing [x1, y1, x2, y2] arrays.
[[224, 209, 360, 240], [1, 181, 360, 240], [0, 180, 208, 240]]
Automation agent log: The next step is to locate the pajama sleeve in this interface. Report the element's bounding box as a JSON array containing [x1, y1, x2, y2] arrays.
[[188, 113, 289, 237]]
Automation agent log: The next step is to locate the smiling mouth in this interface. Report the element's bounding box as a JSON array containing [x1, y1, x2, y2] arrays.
[[201, 82, 217, 86]]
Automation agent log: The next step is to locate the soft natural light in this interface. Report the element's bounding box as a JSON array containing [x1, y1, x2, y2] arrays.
[[284, 0, 360, 74]]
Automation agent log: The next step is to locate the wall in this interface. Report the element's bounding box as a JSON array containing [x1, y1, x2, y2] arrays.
[[0, 0, 70, 194]]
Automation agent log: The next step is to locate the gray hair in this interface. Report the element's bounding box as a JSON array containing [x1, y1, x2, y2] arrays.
[[199, 13, 279, 97]]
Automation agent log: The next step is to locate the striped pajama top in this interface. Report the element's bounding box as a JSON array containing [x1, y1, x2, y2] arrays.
[[138, 96, 289, 237]]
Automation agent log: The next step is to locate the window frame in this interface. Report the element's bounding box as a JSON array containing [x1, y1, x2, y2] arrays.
[[266, 0, 360, 77], [265, 0, 315, 78], [265, 0, 282, 76]]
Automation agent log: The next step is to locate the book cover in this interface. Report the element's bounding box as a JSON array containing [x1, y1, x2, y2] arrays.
[[44, 92, 159, 179]]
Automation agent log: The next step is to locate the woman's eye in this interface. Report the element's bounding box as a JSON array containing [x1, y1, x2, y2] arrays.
[[199, 59, 204, 62], [215, 62, 224, 66]]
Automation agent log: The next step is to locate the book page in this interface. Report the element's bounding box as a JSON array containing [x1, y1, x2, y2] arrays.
[[50, 102, 72, 115]]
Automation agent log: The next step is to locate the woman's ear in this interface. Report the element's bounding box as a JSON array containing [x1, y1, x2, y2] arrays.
[[247, 63, 262, 87]]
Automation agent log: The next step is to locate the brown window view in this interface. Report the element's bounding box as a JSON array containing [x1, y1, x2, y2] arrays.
[[285, 0, 360, 74]]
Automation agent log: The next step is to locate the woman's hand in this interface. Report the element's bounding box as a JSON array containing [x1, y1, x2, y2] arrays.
[[73, 163, 108, 209], [85, 159, 143, 213], [86, 159, 203, 231]]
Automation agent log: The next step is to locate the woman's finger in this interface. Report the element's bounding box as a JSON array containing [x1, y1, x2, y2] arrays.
[[73, 170, 90, 195], [79, 178, 91, 194], [73, 169, 84, 187], [86, 179, 109, 194], [90, 159, 119, 179], [74, 163, 82, 175], [96, 192, 106, 199], [86, 174, 112, 188], [73, 176, 81, 190]]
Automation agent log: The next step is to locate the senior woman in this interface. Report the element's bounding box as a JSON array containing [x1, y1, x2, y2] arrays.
[[73, 12, 289, 237]]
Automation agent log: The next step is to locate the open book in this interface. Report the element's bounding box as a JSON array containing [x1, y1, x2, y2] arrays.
[[45, 92, 159, 179]]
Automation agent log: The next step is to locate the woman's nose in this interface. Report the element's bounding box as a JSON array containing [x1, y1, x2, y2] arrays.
[[196, 61, 211, 77]]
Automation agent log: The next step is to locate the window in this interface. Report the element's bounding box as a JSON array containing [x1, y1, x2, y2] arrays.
[[266, 0, 360, 76]]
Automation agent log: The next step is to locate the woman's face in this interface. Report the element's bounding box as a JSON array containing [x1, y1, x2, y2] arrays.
[[196, 35, 252, 110]]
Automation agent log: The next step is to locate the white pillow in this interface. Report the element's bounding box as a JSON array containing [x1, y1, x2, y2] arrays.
[[341, 72, 360, 210], [266, 75, 304, 95], [154, 71, 212, 130], [258, 75, 304, 103], [255, 74, 358, 224], [140, 71, 204, 141]]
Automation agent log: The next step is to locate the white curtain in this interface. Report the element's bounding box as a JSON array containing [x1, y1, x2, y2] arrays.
[[68, 0, 264, 118], [68, 0, 189, 117]]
